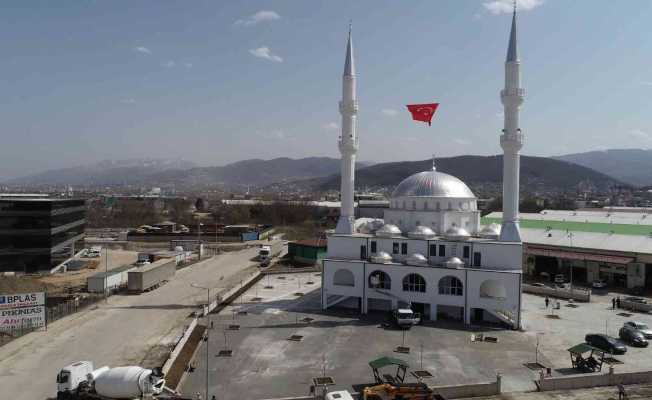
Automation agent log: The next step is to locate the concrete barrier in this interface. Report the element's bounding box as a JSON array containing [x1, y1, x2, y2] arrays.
[[162, 318, 198, 375], [431, 374, 501, 399], [620, 299, 652, 313], [537, 368, 652, 391], [523, 284, 591, 302]]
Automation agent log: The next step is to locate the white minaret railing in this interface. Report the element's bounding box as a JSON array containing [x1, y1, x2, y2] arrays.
[[335, 26, 358, 235], [499, 7, 524, 243]]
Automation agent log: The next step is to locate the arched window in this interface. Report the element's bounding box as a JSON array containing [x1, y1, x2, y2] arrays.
[[402, 201, 406, 209], [479, 280, 507, 299], [438, 276, 463, 296], [436, 202, 440, 211], [333, 269, 355, 287], [402, 273, 426, 292], [368, 271, 391, 290], [412, 200, 416, 210], [424, 201, 428, 210], [448, 202, 452, 210]]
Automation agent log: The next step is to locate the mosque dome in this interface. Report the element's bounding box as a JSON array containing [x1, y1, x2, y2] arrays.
[[444, 226, 471, 240], [479, 223, 501, 239], [371, 251, 393, 264], [444, 257, 465, 268], [375, 224, 402, 238], [407, 226, 436, 239], [405, 253, 428, 266], [391, 170, 475, 199]]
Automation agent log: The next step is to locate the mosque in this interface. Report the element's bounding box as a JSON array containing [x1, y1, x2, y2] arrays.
[[322, 9, 525, 329]]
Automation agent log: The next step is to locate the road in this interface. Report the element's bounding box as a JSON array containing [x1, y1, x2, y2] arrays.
[[0, 248, 259, 400]]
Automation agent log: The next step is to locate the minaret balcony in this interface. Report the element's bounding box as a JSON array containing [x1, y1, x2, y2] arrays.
[[500, 88, 525, 98], [339, 100, 359, 114]]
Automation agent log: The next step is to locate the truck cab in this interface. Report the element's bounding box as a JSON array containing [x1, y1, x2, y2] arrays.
[[57, 361, 94, 399], [393, 308, 421, 329]]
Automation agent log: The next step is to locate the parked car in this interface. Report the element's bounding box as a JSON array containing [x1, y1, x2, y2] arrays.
[[625, 297, 648, 304], [554, 274, 566, 284], [592, 280, 607, 289], [531, 283, 547, 288], [619, 326, 650, 347], [623, 321, 652, 339], [585, 333, 627, 354]]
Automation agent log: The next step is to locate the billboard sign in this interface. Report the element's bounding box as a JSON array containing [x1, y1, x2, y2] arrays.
[[0, 292, 45, 310], [0, 292, 46, 330]]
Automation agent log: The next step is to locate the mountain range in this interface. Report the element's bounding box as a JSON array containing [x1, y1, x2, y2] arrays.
[[3, 151, 631, 192], [308, 155, 622, 194], [554, 149, 652, 186]]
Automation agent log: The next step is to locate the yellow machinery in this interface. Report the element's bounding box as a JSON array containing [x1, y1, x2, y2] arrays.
[[362, 383, 439, 400]]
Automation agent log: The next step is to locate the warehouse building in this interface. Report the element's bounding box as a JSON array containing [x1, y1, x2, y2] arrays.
[[0, 198, 86, 273], [288, 239, 327, 265], [483, 210, 652, 290]]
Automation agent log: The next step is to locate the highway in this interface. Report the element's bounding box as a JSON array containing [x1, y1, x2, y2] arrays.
[[0, 248, 259, 400]]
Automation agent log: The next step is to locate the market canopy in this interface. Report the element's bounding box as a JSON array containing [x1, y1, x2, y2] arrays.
[[567, 343, 605, 355], [369, 357, 409, 369]]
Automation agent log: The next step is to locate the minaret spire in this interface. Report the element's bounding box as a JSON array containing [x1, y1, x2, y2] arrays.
[[336, 24, 359, 235], [499, 1, 525, 243]]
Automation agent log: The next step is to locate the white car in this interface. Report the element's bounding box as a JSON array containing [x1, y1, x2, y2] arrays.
[[592, 280, 607, 289]]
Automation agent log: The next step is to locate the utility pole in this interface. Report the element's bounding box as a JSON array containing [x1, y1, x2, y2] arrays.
[[568, 232, 574, 294], [104, 247, 109, 303], [191, 283, 212, 400]]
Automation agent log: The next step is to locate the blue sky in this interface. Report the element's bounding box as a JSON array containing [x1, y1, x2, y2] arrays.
[[2, 0, 652, 180]]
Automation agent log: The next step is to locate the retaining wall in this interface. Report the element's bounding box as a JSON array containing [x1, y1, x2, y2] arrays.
[[431, 374, 501, 399], [620, 299, 652, 313], [523, 284, 591, 302], [537, 369, 652, 391]]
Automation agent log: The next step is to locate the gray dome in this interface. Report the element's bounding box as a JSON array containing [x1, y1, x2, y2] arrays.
[[371, 251, 393, 264], [407, 226, 436, 239], [444, 257, 465, 267], [375, 224, 402, 238], [480, 223, 501, 238], [391, 170, 475, 199], [444, 226, 471, 240], [405, 253, 428, 265]]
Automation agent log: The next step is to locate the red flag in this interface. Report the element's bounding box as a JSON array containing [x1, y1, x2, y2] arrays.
[[406, 103, 439, 126]]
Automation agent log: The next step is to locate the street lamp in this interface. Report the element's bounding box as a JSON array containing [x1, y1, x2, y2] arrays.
[[191, 283, 213, 400], [104, 247, 109, 303], [567, 232, 574, 294]]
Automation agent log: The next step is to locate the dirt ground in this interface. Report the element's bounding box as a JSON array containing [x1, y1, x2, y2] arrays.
[[0, 249, 138, 295]]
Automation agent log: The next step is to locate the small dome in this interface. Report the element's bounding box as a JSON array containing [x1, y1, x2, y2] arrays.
[[479, 223, 501, 238], [357, 219, 385, 234], [444, 226, 471, 240], [407, 226, 436, 239], [391, 170, 475, 199], [444, 257, 465, 267], [405, 253, 428, 266], [371, 251, 393, 264], [375, 224, 402, 238]]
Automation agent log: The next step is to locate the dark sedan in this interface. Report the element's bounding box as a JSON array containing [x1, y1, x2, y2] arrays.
[[585, 333, 627, 354]]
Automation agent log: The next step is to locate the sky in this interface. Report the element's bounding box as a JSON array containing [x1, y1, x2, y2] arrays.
[[1, 0, 652, 180]]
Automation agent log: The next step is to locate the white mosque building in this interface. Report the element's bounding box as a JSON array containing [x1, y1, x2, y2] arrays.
[[322, 11, 526, 329]]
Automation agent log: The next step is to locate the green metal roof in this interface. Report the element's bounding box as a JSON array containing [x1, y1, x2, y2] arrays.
[[481, 217, 652, 237], [369, 356, 409, 369], [567, 343, 605, 355]]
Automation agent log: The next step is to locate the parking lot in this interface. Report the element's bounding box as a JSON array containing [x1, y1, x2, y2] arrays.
[[180, 275, 652, 400]]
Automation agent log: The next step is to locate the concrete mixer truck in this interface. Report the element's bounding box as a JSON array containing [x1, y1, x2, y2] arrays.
[[56, 361, 168, 399]]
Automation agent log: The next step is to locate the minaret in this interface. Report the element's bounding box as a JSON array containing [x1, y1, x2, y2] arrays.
[[499, 6, 524, 242], [335, 25, 359, 235]]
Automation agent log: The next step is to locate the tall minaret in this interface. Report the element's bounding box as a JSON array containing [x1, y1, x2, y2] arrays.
[[499, 6, 524, 242], [335, 25, 358, 235]]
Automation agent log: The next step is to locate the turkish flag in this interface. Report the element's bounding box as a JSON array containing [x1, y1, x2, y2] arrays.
[[406, 103, 439, 126]]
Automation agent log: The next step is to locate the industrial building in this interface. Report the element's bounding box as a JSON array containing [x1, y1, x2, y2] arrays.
[[484, 210, 652, 290], [323, 12, 525, 329], [288, 238, 327, 265], [0, 198, 86, 273]]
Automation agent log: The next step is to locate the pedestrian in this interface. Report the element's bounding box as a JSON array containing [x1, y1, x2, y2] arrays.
[[612, 298, 616, 310], [545, 296, 549, 308], [212, 396, 216, 400], [210, 320, 214, 329], [617, 297, 621, 309]]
